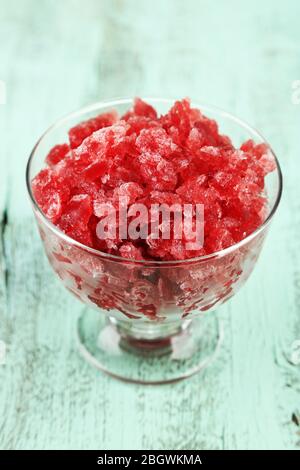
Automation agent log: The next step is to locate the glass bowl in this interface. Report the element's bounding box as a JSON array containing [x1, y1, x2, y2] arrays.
[[26, 98, 282, 384]]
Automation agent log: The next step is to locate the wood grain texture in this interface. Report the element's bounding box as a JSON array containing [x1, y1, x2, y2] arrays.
[[0, 0, 300, 450]]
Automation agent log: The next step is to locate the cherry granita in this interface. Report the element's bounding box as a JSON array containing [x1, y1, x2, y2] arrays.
[[32, 98, 275, 319]]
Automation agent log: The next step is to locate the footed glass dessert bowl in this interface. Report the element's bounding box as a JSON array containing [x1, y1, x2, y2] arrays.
[[26, 98, 282, 384]]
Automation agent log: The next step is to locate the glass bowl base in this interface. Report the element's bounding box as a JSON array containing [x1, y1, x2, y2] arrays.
[[76, 310, 223, 385]]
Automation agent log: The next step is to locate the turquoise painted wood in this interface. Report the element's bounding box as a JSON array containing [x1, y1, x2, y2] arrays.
[[0, 0, 300, 450]]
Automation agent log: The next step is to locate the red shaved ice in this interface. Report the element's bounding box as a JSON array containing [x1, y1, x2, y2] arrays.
[[68, 110, 118, 149], [32, 98, 275, 260], [31, 98, 277, 319]]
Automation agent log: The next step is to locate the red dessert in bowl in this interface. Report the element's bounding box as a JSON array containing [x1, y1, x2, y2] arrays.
[[26, 98, 282, 383]]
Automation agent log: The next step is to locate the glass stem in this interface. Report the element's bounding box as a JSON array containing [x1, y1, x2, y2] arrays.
[[108, 316, 191, 354]]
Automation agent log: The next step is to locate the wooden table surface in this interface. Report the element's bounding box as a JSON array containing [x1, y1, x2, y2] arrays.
[[0, 0, 299, 450]]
